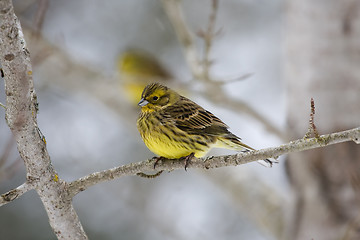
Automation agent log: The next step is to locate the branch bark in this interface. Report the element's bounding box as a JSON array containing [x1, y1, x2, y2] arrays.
[[3, 126, 357, 207], [66, 127, 359, 198], [0, 181, 35, 204], [0, 1, 87, 239]]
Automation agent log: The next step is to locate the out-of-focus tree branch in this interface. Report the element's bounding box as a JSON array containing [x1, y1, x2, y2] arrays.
[[197, 0, 220, 81], [161, 0, 285, 140], [19, 25, 137, 131], [32, 0, 49, 36], [161, 0, 203, 79]]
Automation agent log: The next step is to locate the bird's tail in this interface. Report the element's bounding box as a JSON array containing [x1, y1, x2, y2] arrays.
[[216, 136, 278, 168]]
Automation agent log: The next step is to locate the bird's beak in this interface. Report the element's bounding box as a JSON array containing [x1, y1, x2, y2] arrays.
[[138, 98, 149, 107]]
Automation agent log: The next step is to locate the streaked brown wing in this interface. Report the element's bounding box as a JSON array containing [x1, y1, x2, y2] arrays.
[[165, 97, 230, 136]]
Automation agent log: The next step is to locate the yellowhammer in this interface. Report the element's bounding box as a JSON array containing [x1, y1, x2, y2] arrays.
[[117, 49, 172, 105], [137, 82, 276, 169]]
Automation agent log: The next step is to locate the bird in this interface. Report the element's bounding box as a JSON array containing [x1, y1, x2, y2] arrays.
[[117, 49, 172, 106], [136, 82, 276, 169]]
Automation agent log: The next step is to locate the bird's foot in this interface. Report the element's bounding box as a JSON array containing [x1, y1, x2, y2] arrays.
[[180, 152, 195, 171], [152, 156, 167, 169]]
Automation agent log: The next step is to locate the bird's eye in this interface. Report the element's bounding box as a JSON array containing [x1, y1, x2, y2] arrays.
[[152, 96, 159, 101]]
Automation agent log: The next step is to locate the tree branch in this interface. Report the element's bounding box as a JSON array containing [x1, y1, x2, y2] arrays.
[[67, 127, 360, 198], [0, 181, 35, 206], [0, 1, 87, 239], [198, 0, 219, 81]]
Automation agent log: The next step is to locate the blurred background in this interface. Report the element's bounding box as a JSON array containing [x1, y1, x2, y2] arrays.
[[1, 0, 359, 240]]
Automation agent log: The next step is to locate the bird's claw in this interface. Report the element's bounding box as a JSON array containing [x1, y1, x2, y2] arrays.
[[180, 152, 195, 171], [153, 153, 195, 171], [153, 156, 166, 169]]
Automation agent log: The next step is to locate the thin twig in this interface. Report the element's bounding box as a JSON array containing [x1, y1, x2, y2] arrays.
[[66, 127, 360, 198], [214, 73, 254, 84], [32, 0, 49, 38], [0, 102, 6, 109], [199, 0, 220, 81], [310, 98, 319, 137], [304, 98, 320, 139], [0, 181, 35, 206]]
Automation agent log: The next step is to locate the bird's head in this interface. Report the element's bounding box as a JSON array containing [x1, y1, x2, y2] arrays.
[[138, 83, 179, 111]]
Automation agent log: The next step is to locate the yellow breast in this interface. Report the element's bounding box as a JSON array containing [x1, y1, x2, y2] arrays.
[[137, 111, 211, 159]]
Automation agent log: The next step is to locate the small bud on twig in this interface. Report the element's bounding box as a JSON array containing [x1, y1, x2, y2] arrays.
[[304, 98, 320, 139]]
